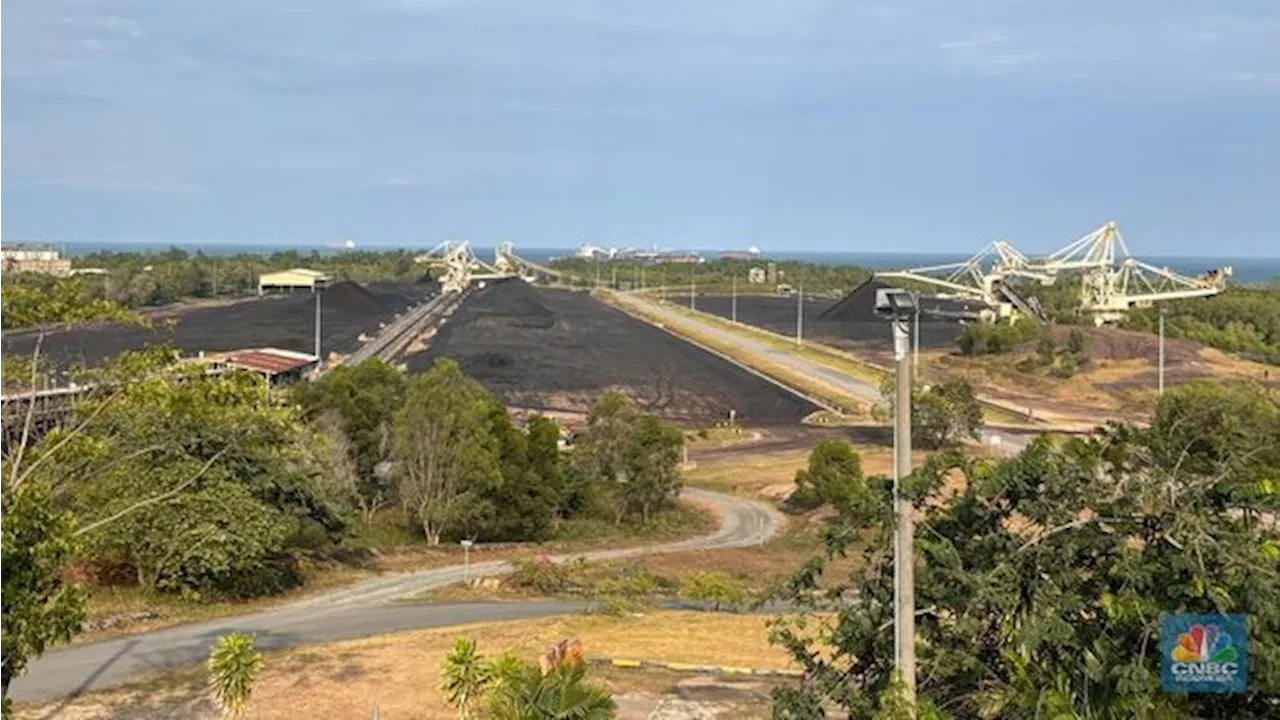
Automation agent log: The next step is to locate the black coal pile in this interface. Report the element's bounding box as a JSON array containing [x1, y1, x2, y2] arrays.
[[323, 281, 387, 316], [472, 279, 556, 329], [818, 279, 894, 321]]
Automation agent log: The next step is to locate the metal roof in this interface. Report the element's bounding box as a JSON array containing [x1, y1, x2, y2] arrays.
[[225, 348, 318, 376]]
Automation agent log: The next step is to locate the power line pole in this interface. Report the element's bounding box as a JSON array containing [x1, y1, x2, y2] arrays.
[[731, 277, 738, 323], [913, 306, 920, 375], [690, 265, 696, 311], [796, 285, 804, 346], [891, 307, 917, 703], [611, 265, 617, 289], [1158, 307, 1166, 396]]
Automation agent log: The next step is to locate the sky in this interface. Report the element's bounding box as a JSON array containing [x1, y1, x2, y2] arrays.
[[2, 1, 1278, 256]]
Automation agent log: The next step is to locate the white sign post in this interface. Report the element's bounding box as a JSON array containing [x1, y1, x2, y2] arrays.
[[460, 540, 474, 584]]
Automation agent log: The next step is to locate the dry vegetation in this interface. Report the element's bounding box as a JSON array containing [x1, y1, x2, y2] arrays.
[[16, 613, 794, 720]]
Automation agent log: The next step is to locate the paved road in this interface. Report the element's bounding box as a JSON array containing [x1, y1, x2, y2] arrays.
[[613, 293, 1036, 455], [11, 487, 782, 703]]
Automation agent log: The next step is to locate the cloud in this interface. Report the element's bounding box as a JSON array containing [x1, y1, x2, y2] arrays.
[[940, 34, 1005, 51]]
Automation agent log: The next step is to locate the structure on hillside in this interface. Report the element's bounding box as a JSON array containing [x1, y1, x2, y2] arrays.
[[876, 221, 1231, 324], [258, 268, 331, 295], [1, 244, 73, 277], [414, 241, 573, 293]]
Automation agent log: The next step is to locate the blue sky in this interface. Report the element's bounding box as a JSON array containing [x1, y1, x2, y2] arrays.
[[3, 1, 1278, 256]]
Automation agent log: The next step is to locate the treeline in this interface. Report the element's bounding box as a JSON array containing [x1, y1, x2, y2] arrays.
[[773, 380, 1280, 718], [1124, 285, 1280, 365], [548, 257, 873, 297], [0, 246, 427, 323], [298, 358, 685, 546]]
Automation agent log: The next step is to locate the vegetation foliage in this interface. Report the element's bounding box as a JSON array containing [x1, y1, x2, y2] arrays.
[[207, 633, 264, 718], [1125, 286, 1280, 365], [770, 381, 1280, 719], [442, 637, 615, 720]]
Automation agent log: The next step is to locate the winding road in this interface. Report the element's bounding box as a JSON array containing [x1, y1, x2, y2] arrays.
[[10, 487, 783, 703]]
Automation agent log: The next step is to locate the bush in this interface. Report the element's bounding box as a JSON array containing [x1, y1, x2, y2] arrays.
[[679, 571, 748, 611], [956, 319, 1039, 356], [508, 554, 575, 595], [1049, 353, 1079, 379]]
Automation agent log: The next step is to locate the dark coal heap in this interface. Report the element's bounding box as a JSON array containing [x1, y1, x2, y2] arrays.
[[474, 280, 556, 328], [818, 279, 895, 322], [322, 281, 387, 316]]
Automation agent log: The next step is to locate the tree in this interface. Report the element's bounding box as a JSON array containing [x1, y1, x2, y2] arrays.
[[1065, 327, 1086, 356], [620, 414, 684, 523], [1035, 334, 1057, 366], [393, 359, 501, 544], [208, 633, 263, 718], [788, 440, 871, 515], [63, 370, 342, 597], [294, 359, 407, 521], [770, 384, 1280, 719], [879, 378, 985, 450], [1, 289, 145, 710], [912, 380, 984, 449], [526, 414, 566, 520]]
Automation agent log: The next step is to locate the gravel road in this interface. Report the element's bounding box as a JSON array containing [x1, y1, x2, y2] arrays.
[[611, 293, 1035, 455], [10, 487, 782, 703]]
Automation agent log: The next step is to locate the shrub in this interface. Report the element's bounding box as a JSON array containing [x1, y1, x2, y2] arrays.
[[679, 571, 748, 611], [207, 633, 263, 718], [508, 554, 573, 595]]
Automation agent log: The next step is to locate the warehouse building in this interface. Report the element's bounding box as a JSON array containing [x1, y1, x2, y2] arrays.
[[257, 268, 331, 295]]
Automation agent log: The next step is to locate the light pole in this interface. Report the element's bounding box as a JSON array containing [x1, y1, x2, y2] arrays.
[[912, 306, 920, 375], [796, 285, 804, 346], [732, 277, 738, 323], [875, 288, 917, 704], [1158, 307, 1166, 396]]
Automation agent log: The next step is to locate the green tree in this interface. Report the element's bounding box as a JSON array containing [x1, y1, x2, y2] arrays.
[[207, 633, 264, 718], [1065, 327, 1086, 355], [1, 290, 142, 711], [788, 440, 870, 515], [880, 378, 985, 450], [62, 370, 342, 597], [621, 414, 684, 523], [393, 359, 501, 544], [912, 380, 984, 449], [770, 384, 1280, 719], [527, 414, 566, 519], [1035, 334, 1057, 366], [294, 359, 408, 521]]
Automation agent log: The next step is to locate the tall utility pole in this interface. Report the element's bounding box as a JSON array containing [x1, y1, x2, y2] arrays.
[[640, 265, 646, 290], [611, 265, 617, 289], [731, 277, 738, 323], [314, 287, 322, 360], [690, 266, 696, 311], [1158, 308, 1166, 395], [913, 307, 920, 375], [795, 285, 804, 346], [890, 302, 917, 703]]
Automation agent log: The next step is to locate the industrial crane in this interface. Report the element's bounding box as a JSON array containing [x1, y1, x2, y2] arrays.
[[876, 221, 1231, 324], [414, 241, 578, 293]]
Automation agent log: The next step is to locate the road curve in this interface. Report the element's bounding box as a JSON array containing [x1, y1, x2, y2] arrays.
[[11, 487, 782, 703]]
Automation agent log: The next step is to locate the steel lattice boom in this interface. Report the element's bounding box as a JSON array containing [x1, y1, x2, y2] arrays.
[[876, 221, 1231, 324]]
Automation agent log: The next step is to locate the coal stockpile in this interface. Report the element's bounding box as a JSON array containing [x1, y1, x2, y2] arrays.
[[683, 290, 964, 358], [2, 281, 436, 371], [408, 281, 818, 425]]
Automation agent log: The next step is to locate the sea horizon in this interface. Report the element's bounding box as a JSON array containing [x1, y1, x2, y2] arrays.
[[26, 239, 1280, 285]]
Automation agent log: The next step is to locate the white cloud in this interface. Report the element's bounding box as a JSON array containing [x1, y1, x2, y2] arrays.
[[940, 34, 1005, 51]]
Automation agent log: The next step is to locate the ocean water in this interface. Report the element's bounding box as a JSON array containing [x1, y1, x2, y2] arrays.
[[57, 241, 1280, 285]]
